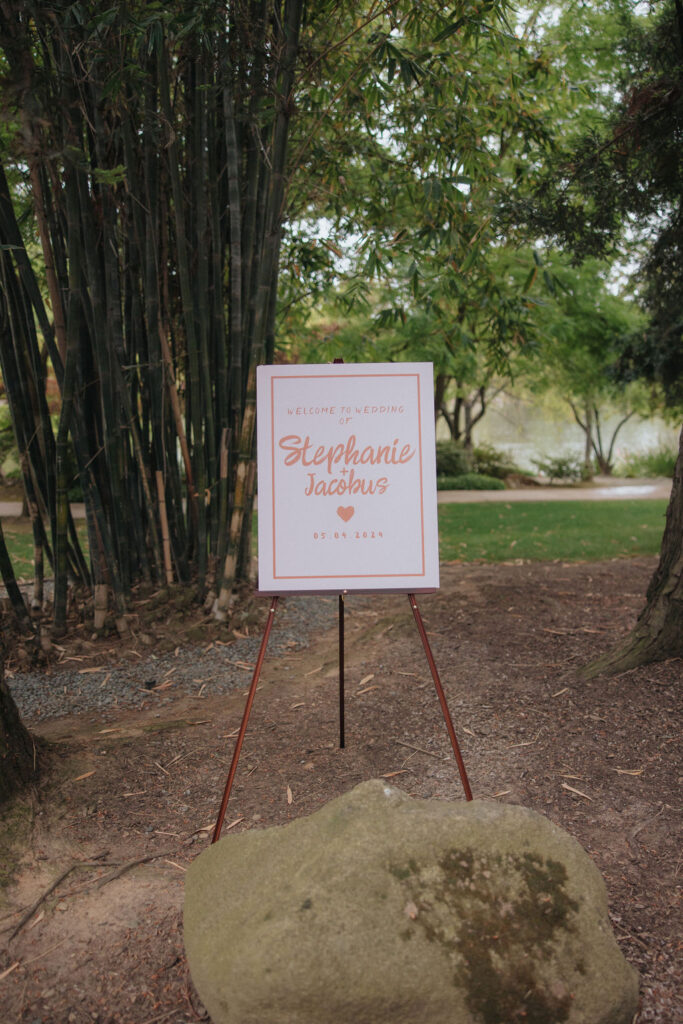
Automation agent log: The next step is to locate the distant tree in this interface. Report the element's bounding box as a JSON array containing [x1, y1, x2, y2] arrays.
[[280, 1, 564, 428], [520, 257, 648, 475], [524, 3, 682, 401], [587, 425, 683, 675], [520, 0, 683, 672]]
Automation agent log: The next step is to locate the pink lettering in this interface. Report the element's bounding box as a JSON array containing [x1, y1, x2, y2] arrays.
[[279, 434, 415, 471]]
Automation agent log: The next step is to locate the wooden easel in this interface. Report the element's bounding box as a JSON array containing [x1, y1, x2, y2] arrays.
[[211, 592, 472, 843]]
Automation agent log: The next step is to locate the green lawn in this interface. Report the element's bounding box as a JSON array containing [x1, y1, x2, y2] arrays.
[[0, 499, 669, 579], [437, 499, 668, 562], [0, 518, 89, 581], [0, 520, 36, 579]]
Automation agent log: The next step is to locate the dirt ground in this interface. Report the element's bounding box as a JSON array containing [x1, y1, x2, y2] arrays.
[[0, 555, 681, 1023]]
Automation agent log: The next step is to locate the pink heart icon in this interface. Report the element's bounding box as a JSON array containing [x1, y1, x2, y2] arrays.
[[337, 506, 355, 522]]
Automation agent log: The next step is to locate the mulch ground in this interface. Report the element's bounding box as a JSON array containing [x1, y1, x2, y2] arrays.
[[0, 555, 681, 1023]]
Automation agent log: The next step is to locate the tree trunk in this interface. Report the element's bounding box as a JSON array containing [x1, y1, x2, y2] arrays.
[[0, 641, 37, 804], [463, 386, 488, 448], [584, 424, 683, 676], [583, 404, 593, 474]]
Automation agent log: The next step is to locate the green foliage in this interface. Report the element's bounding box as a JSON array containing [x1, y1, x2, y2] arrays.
[[532, 453, 589, 484], [435, 442, 471, 477], [0, 405, 20, 483], [470, 443, 521, 480], [0, 451, 20, 483], [616, 446, 678, 479], [285, 2, 670, 461], [437, 473, 505, 491], [435, 441, 520, 483], [0, 406, 80, 493], [438, 499, 668, 563], [514, 254, 651, 473], [516, 1, 683, 410], [91, 164, 126, 186], [521, 256, 646, 398], [0, 405, 14, 464], [283, 0, 567, 382]]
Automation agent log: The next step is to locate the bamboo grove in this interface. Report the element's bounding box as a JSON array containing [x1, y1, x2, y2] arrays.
[[0, 0, 305, 633]]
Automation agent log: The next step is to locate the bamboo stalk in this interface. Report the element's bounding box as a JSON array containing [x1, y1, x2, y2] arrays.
[[53, 286, 77, 633], [214, 0, 304, 613], [159, 38, 207, 587], [93, 584, 108, 633], [0, 162, 63, 385], [221, 37, 244, 429], [156, 470, 174, 585], [193, 61, 216, 491], [158, 322, 196, 515], [215, 426, 231, 580], [213, 373, 256, 617], [26, 150, 68, 365]]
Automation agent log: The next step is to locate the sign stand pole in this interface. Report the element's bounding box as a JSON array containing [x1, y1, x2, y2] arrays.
[[407, 593, 473, 801], [338, 594, 345, 749], [211, 592, 472, 843], [211, 596, 279, 844]]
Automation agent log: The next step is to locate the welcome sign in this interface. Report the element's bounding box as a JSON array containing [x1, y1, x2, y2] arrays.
[[256, 363, 439, 593]]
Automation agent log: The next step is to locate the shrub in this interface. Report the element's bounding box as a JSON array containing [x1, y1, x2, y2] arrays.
[[0, 450, 21, 484], [437, 473, 506, 491], [532, 453, 588, 483], [471, 443, 521, 479], [616, 446, 678, 479], [0, 404, 15, 463], [435, 441, 471, 477]]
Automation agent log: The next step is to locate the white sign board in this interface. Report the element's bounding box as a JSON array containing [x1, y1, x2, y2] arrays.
[[256, 363, 439, 593]]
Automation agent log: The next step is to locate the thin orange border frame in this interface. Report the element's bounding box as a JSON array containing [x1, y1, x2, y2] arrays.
[[267, 370, 432, 585]]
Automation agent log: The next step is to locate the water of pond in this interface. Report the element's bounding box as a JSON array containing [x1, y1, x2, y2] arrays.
[[443, 393, 680, 472]]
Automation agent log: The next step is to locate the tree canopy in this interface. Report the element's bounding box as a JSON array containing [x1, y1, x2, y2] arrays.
[[518, 0, 683, 408]]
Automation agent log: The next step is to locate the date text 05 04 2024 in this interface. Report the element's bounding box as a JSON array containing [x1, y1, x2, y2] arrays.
[[312, 530, 384, 540]]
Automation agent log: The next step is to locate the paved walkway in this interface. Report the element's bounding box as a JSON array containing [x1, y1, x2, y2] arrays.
[[437, 476, 672, 504], [0, 499, 86, 519]]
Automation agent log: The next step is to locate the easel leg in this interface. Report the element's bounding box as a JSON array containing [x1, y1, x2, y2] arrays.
[[339, 593, 345, 749], [211, 596, 279, 843], [408, 594, 473, 801]]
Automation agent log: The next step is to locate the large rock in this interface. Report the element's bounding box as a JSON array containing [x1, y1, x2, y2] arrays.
[[184, 780, 638, 1024]]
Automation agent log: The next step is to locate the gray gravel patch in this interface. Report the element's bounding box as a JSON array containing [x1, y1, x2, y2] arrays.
[[7, 594, 340, 724]]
